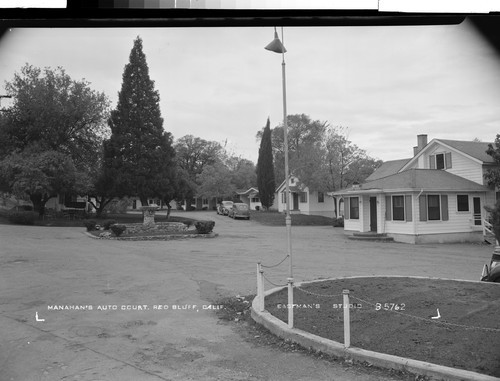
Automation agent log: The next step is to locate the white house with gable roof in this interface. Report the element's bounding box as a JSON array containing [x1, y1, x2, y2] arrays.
[[331, 135, 498, 244]]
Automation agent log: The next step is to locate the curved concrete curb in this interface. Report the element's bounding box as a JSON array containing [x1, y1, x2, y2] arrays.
[[251, 276, 500, 381]]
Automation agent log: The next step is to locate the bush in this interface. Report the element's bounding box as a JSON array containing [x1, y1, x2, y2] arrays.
[[194, 220, 215, 234], [104, 198, 131, 214], [332, 217, 344, 227], [83, 219, 97, 231], [102, 219, 117, 230], [8, 211, 36, 225], [110, 224, 126, 237]]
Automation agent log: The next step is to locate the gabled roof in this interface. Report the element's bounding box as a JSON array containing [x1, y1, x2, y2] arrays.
[[332, 169, 489, 195], [275, 176, 301, 193], [237, 187, 259, 196], [437, 139, 495, 163], [402, 138, 495, 171], [365, 158, 411, 181]]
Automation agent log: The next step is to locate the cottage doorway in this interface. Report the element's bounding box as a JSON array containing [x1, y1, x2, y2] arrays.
[[370, 197, 377, 232], [292, 193, 299, 211], [473, 197, 481, 226]]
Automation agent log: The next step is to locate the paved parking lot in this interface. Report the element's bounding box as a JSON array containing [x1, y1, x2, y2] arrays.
[[0, 211, 494, 380]]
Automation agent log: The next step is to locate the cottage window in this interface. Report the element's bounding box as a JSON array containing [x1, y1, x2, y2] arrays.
[[318, 192, 324, 203], [392, 196, 405, 221], [349, 197, 359, 219], [457, 195, 469, 212], [251, 197, 260, 203], [436, 154, 445, 169], [281, 192, 287, 204], [428, 195, 441, 220], [132, 200, 137, 209], [300, 192, 307, 203], [429, 152, 452, 170]]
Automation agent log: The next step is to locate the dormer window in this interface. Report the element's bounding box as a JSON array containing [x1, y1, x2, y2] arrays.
[[429, 152, 452, 170]]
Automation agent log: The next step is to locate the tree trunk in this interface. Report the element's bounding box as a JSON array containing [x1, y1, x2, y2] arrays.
[[166, 203, 171, 220], [29, 193, 53, 217]]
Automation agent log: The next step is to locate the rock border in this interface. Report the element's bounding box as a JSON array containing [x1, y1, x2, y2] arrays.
[[251, 276, 500, 381], [84, 231, 218, 241]]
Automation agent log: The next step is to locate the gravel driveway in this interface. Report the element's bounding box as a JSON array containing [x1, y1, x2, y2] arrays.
[[0, 211, 493, 380]]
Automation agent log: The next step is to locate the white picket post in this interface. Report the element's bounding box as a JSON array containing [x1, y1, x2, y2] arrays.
[[259, 263, 265, 312], [343, 289, 351, 348], [287, 278, 294, 328]]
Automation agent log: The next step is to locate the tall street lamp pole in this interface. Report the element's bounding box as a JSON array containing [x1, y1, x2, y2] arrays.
[[265, 27, 294, 327]]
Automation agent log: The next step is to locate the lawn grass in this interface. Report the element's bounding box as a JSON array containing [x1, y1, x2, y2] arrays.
[[250, 210, 334, 226]]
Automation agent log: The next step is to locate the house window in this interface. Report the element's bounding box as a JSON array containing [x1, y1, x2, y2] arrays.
[[251, 197, 260, 203], [300, 192, 307, 203], [392, 195, 405, 221], [132, 200, 137, 209], [202, 198, 208, 205], [349, 197, 359, 219], [318, 192, 324, 203], [281, 192, 287, 204], [428, 195, 441, 220], [457, 195, 469, 212], [429, 152, 452, 170], [436, 154, 445, 169]]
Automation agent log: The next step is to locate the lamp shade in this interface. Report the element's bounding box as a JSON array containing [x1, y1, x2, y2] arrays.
[[265, 30, 286, 54]]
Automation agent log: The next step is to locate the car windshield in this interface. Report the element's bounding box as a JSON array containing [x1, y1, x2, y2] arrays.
[[222, 201, 233, 206], [236, 204, 248, 210]]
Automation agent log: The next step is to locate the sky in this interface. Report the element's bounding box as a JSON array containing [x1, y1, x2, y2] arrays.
[[0, 18, 499, 164]]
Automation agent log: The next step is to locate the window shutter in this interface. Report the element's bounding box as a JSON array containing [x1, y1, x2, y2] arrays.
[[345, 198, 350, 219], [385, 196, 392, 220], [441, 195, 449, 221], [419, 194, 427, 221], [405, 195, 412, 221], [429, 155, 436, 169], [445, 152, 452, 169]]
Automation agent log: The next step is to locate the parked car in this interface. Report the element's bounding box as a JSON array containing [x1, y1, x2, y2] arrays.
[[228, 203, 250, 220], [481, 251, 500, 282], [217, 201, 234, 216]]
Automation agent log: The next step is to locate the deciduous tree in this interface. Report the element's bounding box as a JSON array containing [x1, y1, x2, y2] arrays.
[[0, 64, 109, 212]]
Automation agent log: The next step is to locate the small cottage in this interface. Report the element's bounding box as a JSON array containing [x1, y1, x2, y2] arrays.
[[331, 135, 498, 244]]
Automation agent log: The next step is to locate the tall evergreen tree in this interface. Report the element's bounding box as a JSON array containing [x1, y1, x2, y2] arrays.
[[256, 118, 275, 210], [104, 36, 176, 206]]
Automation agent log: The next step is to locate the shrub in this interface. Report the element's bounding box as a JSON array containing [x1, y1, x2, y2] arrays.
[[194, 220, 215, 234], [104, 198, 131, 214], [110, 224, 127, 237], [485, 200, 500, 243], [8, 211, 36, 225], [332, 217, 344, 228], [83, 219, 97, 231], [102, 219, 117, 230]]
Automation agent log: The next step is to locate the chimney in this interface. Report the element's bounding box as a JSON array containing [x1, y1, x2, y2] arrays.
[[413, 146, 418, 156], [415, 134, 428, 155]]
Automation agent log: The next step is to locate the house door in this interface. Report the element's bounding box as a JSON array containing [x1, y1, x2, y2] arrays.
[[370, 197, 377, 232], [292, 193, 299, 210], [473, 197, 481, 226]]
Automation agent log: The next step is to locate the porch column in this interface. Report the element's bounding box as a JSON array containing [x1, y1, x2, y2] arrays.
[[359, 195, 366, 232]]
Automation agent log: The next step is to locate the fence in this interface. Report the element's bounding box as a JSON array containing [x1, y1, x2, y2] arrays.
[[255, 264, 500, 349]]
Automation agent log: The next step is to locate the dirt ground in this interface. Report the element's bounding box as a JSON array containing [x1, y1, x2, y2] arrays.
[[0, 210, 496, 380], [265, 277, 500, 377]]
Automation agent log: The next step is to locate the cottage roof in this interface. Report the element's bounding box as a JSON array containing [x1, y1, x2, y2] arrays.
[[437, 139, 495, 163], [332, 169, 489, 195], [237, 187, 259, 196], [365, 158, 411, 181]]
